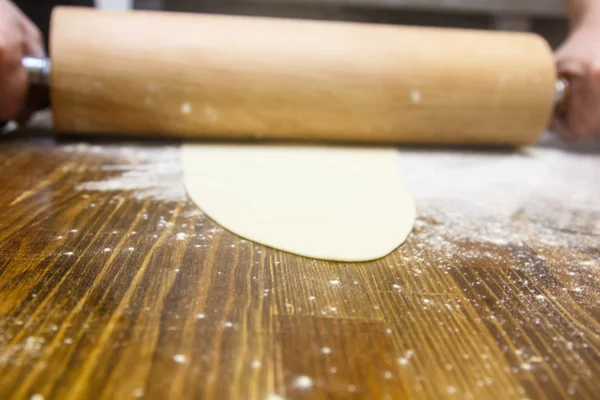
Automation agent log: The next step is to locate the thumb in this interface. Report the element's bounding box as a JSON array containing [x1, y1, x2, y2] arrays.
[[556, 58, 588, 77]]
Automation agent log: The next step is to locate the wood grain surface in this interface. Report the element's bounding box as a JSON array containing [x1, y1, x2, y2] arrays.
[[0, 128, 599, 400]]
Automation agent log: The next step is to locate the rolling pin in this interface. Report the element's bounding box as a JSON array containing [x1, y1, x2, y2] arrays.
[[32, 6, 568, 145]]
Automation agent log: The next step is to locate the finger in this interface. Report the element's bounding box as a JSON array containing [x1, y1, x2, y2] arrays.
[[563, 75, 598, 138], [24, 27, 45, 58], [0, 37, 27, 121], [557, 58, 587, 77], [8, 0, 29, 22], [0, 65, 28, 121], [17, 12, 45, 58], [550, 117, 576, 142], [22, 34, 45, 58]]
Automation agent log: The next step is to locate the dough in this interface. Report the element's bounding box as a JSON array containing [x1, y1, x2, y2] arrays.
[[181, 144, 415, 262]]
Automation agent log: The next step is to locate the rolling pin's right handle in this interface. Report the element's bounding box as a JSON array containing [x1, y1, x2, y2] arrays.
[[555, 77, 571, 119]]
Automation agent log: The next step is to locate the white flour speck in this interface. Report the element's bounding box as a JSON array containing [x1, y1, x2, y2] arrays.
[[176, 232, 186, 241], [197, 313, 205, 319], [30, 395, 44, 400], [329, 279, 340, 286], [293, 376, 313, 389], [173, 354, 186, 363], [411, 90, 422, 104], [251, 360, 262, 368], [321, 347, 331, 354], [180, 102, 192, 115]]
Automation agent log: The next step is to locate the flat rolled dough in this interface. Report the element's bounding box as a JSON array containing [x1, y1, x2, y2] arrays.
[[181, 144, 415, 262]]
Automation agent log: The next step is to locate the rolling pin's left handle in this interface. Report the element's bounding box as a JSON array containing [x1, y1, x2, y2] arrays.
[[22, 56, 52, 86]]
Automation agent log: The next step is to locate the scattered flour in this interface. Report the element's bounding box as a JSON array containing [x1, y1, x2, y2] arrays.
[[62, 136, 598, 262], [293, 375, 313, 389], [173, 354, 186, 363], [397, 135, 600, 253], [0, 336, 45, 366], [69, 145, 187, 202]]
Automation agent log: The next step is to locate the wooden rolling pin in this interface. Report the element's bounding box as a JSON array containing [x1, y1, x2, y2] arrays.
[[43, 6, 562, 145]]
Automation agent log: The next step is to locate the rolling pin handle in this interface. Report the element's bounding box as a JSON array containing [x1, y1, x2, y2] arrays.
[[0, 58, 52, 133], [22, 57, 52, 86], [555, 77, 570, 118]]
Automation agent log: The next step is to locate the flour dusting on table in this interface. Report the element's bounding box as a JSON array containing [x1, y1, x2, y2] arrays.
[[396, 135, 600, 300], [69, 144, 187, 202], [65, 137, 599, 262], [398, 137, 599, 253]]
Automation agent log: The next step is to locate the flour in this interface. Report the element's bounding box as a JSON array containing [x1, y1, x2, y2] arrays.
[[0, 336, 45, 366], [70, 145, 188, 202], [398, 134, 600, 254]]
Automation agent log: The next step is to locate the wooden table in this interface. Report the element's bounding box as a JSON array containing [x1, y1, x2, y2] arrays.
[[0, 126, 598, 399]]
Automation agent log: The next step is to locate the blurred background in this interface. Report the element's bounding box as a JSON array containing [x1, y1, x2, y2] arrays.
[[129, 0, 569, 48], [19, 0, 570, 51]]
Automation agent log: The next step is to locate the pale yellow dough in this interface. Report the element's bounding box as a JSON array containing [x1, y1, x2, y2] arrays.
[[181, 144, 415, 262]]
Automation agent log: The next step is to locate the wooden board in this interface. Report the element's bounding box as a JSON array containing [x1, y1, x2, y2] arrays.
[[0, 126, 598, 400]]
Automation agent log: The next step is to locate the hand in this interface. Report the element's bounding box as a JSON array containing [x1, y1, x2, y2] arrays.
[[0, 0, 44, 122], [553, 22, 600, 140]]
